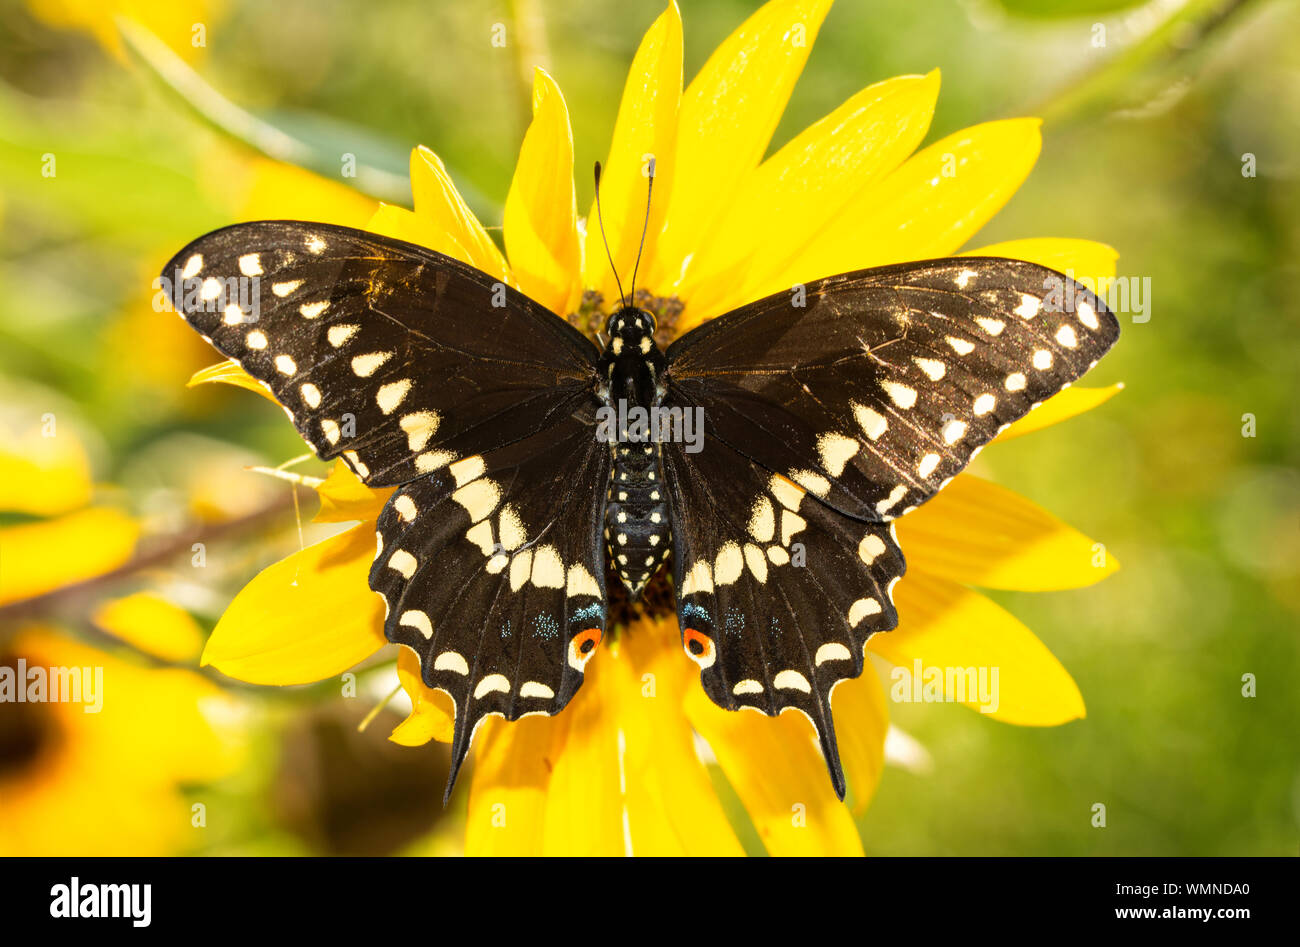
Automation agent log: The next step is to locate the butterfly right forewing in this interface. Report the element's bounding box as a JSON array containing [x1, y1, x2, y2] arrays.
[[165, 221, 614, 802], [163, 221, 601, 487]]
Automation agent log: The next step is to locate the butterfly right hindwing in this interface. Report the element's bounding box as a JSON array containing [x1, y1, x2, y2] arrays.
[[372, 401, 611, 798]]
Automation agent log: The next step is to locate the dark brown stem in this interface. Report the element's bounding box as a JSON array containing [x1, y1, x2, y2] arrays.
[[0, 495, 293, 628], [0, 495, 401, 696]]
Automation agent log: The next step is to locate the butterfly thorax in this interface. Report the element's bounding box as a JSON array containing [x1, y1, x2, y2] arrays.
[[597, 306, 670, 598]]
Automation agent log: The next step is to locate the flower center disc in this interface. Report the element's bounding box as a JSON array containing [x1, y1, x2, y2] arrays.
[[0, 654, 58, 782]]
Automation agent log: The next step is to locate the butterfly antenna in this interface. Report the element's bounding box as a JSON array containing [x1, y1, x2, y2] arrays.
[[593, 161, 627, 308], [628, 157, 655, 307]]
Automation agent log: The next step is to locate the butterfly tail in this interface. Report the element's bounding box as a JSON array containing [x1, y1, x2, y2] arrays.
[[813, 696, 849, 801], [443, 713, 475, 807]]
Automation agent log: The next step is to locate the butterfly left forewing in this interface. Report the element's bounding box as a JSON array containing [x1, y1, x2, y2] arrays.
[[666, 257, 1120, 522], [661, 257, 1119, 798]]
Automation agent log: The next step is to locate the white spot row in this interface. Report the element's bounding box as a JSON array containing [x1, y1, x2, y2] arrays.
[[417, 650, 558, 703]]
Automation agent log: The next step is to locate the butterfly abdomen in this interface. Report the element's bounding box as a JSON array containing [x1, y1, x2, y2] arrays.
[[597, 306, 670, 596], [605, 442, 669, 596]]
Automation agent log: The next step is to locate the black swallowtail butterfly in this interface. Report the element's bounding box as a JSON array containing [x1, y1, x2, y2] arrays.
[[164, 182, 1118, 800]]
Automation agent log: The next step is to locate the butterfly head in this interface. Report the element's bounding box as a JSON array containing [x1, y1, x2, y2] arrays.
[[598, 305, 665, 408], [600, 306, 663, 369], [605, 306, 655, 343]]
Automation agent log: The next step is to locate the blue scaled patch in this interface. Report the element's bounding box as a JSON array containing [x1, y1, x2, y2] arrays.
[[681, 602, 710, 626], [531, 613, 559, 641], [568, 602, 604, 626], [724, 606, 745, 638]]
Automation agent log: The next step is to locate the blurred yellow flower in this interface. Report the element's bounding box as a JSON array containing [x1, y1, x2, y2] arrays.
[[0, 421, 94, 517], [0, 625, 242, 855], [0, 427, 243, 855], [191, 0, 1122, 855], [0, 421, 138, 608], [92, 591, 205, 664], [26, 0, 225, 62]]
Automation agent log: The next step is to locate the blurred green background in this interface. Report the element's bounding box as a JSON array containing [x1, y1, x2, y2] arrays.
[[0, 0, 1296, 855]]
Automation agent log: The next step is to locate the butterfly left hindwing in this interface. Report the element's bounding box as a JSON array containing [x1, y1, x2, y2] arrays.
[[662, 257, 1119, 797], [661, 433, 906, 799]]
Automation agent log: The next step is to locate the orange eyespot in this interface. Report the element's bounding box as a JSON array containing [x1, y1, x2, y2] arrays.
[[568, 627, 603, 671], [683, 628, 716, 669]]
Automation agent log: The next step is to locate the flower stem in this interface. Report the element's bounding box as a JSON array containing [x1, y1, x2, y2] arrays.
[[115, 17, 410, 204], [1030, 0, 1258, 126], [506, 0, 552, 128], [0, 497, 290, 629]]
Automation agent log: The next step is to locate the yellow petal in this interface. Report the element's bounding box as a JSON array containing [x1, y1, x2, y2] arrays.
[[467, 713, 567, 855], [996, 384, 1125, 442], [671, 252, 752, 339], [0, 424, 92, 516], [231, 157, 377, 227], [830, 671, 890, 815], [584, 1, 683, 306], [962, 236, 1118, 294], [767, 118, 1043, 292], [897, 475, 1119, 590], [651, 0, 832, 290], [685, 71, 942, 321], [366, 203, 475, 264], [91, 591, 204, 663], [504, 68, 580, 316], [389, 647, 455, 745], [467, 616, 743, 856], [540, 650, 627, 855], [201, 523, 386, 684], [314, 460, 391, 523], [617, 616, 745, 855], [685, 687, 864, 856], [409, 146, 512, 283], [188, 359, 276, 403], [870, 570, 1086, 725], [0, 507, 138, 606]]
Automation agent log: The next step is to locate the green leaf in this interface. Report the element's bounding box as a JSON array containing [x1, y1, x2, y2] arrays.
[[114, 17, 500, 221], [995, 0, 1147, 17]]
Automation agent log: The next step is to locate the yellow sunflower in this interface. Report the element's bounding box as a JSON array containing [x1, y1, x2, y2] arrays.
[[0, 623, 243, 855], [193, 0, 1122, 855], [0, 428, 242, 855]]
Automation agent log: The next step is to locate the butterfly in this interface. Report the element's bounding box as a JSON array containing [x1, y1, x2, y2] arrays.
[[163, 168, 1118, 802]]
